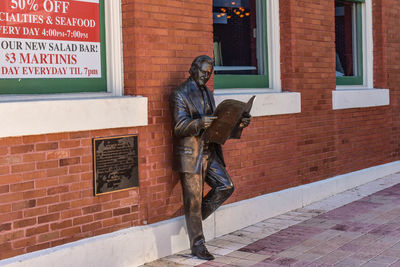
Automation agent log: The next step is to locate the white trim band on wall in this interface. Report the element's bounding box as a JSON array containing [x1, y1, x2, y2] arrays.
[[0, 96, 148, 138]]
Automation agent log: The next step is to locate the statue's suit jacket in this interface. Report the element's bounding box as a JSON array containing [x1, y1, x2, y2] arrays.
[[170, 78, 243, 174]]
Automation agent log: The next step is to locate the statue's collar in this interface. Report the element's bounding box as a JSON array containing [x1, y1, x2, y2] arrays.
[[189, 77, 206, 91]]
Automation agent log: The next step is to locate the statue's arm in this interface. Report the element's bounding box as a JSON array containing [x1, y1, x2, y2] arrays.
[[170, 91, 202, 137]]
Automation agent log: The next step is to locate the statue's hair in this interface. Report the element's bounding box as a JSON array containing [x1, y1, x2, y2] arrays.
[[189, 55, 214, 76]]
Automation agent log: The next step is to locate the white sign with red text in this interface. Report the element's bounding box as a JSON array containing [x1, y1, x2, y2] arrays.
[[0, 0, 101, 79]]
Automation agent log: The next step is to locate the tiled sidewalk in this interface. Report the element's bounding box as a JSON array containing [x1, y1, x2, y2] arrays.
[[142, 173, 400, 267]]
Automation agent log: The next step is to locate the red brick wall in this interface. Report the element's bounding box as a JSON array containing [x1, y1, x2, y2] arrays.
[[384, 0, 400, 159], [1, 0, 400, 260], [0, 129, 142, 259]]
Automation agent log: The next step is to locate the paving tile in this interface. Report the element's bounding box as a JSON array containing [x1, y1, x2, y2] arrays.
[[310, 250, 353, 265], [306, 263, 332, 267], [390, 260, 400, 267], [391, 241, 400, 250], [284, 211, 315, 219], [370, 255, 399, 265], [245, 253, 272, 262], [164, 254, 192, 264], [226, 251, 254, 259], [275, 249, 302, 259], [180, 257, 207, 266], [294, 208, 325, 216], [212, 255, 240, 265], [212, 247, 238, 256], [306, 243, 338, 255], [231, 230, 274, 241], [242, 225, 268, 233], [197, 262, 231, 267], [272, 257, 299, 266], [230, 258, 260, 267], [143, 259, 193, 267], [333, 257, 367, 267], [298, 238, 324, 248], [351, 246, 384, 261], [205, 245, 222, 253], [367, 237, 394, 249], [250, 262, 281, 267], [287, 244, 313, 254], [338, 233, 381, 252], [292, 252, 324, 262], [308, 229, 341, 242], [324, 232, 362, 249], [380, 248, 400, 258], [361, 261, 390, 267], [219, 234, 258, 245], [208, 239, 246, 250]]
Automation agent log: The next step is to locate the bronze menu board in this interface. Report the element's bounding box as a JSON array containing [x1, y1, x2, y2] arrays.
[[93, 135, 139, 195]]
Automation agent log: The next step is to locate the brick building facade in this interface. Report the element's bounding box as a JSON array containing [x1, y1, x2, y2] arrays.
[[0, 0, 399, 266]]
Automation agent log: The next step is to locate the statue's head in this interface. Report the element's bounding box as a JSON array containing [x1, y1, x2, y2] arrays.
[[189, 55, 214, 88]]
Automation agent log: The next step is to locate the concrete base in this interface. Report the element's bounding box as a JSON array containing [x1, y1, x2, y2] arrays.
[[2, 161, 400, 267]]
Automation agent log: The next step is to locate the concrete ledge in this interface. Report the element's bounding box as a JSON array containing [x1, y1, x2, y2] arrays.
[[214, 90, 301, 117], [0, 96, 148, 138], [2, 161, 400, 267], [332, 89, 389, 110]]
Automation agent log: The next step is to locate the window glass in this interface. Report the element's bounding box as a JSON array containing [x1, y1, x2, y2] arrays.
[[0, 0, 106, 94], [335, 0, 363, 85], [213, 0, 268, 89]]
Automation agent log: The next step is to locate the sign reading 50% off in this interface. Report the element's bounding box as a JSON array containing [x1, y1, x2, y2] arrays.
[[10, 0, 70, 14]]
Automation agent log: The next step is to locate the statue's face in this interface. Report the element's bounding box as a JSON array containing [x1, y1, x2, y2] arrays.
[[192, 61, 213, 87]]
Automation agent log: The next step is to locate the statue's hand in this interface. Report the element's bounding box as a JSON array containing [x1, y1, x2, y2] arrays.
[[200, 116, 217, 129], [239, 113, 251, 128]]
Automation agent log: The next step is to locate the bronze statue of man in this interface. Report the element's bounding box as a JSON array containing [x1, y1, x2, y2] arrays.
[[170, 55, 250, 260]]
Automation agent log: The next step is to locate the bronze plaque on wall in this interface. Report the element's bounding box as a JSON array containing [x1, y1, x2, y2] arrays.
[[93, 135, 139, 195]]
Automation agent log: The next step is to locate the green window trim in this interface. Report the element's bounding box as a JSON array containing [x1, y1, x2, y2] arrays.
[[0, 0, 107, 94], [215, 74, 268, 89], [214, 0, 269, 89], [336, 76, 363, 85], [336, 0, 364, 86]]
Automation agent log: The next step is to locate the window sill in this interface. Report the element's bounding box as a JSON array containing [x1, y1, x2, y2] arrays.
[[214, 89, 301, 117], [0, 94, 148, 138], [332, 88, 389, 110]]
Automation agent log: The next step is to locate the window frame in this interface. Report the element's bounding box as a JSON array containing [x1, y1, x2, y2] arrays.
[[0, 0, 124, 99], [213, 0, 271, 90], [213, 0, 301, 118], [333, 0, 389, 110], [0, 1, 148, 139], [335, 0, 364, 86], [0, 0, 110, 94]]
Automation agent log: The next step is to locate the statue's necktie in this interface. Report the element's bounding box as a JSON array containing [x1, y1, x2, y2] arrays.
[[201, 89, 211, 115]]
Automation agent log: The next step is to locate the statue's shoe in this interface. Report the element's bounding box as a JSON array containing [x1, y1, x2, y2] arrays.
[[191, 243, 215, 260]]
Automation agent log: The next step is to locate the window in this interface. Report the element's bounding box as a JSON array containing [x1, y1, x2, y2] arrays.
[[213, 0, 301, 117], [0, 0, 107, 94], [213, 0, 268, 89], [335, 0, 364, 85], [332, 0, 389, 110], [0, 1, 148, 139]]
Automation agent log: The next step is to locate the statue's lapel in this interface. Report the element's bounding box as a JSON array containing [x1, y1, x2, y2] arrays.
[[204, 86, 215, 113], [187, 80, 204, 115]]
